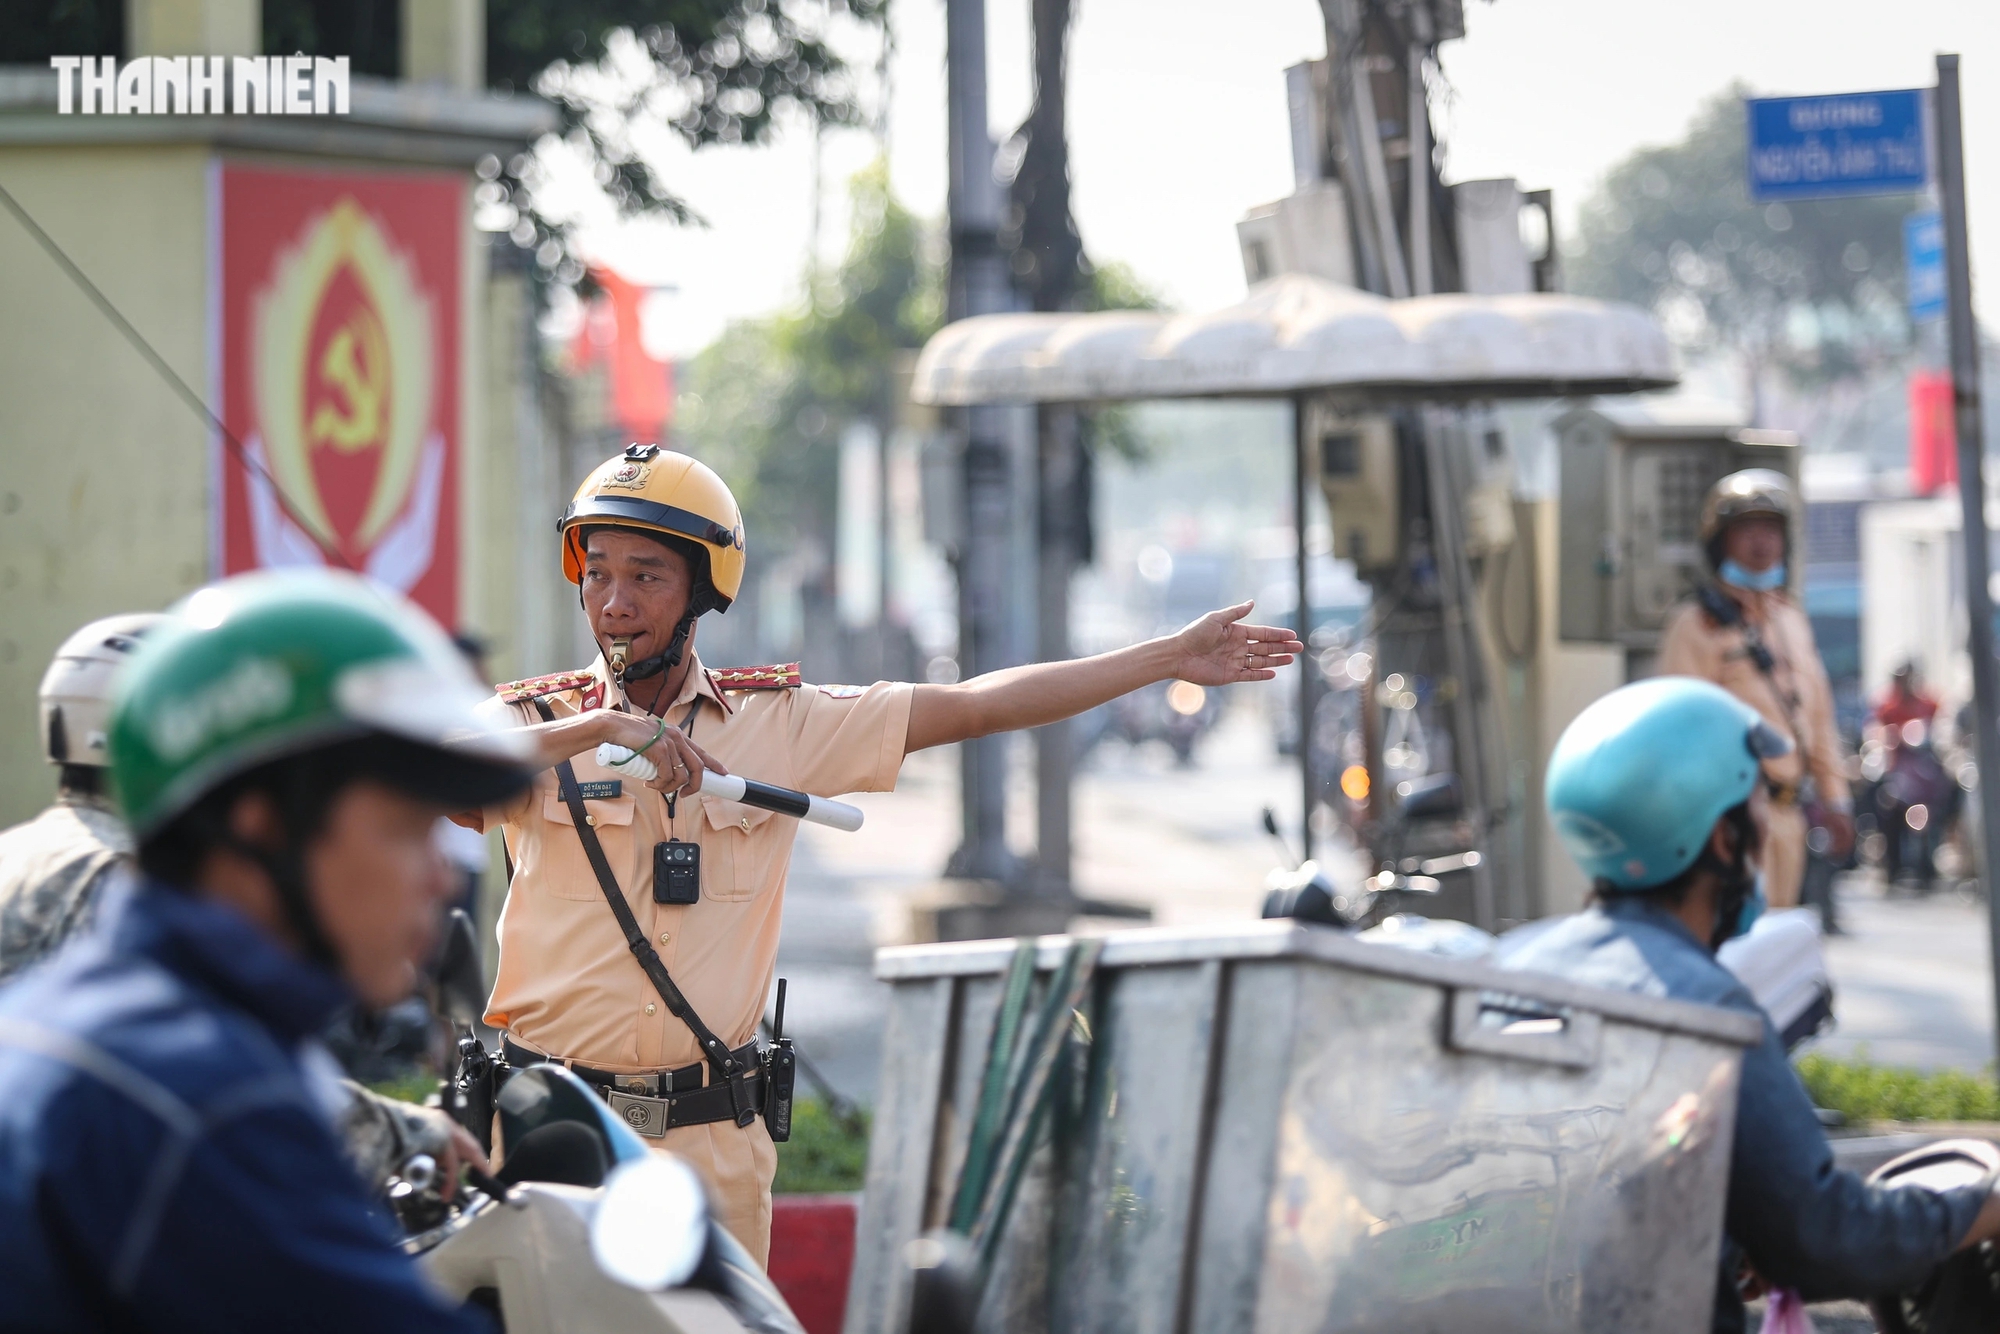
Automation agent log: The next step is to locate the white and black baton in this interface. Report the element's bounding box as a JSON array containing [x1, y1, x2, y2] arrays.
[[594, 743, 865, 832]]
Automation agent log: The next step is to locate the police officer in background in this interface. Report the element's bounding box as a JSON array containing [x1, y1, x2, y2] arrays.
[[0, 614, 163, 981], [459, 445, 1303, 1264], [1658, 470, 1854, 908]]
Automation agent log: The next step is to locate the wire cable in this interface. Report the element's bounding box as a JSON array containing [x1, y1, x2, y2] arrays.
[[0, 176, 350, 569]]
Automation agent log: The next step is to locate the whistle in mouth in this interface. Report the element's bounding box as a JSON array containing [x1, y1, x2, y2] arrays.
[[608, 636, 633, 682]]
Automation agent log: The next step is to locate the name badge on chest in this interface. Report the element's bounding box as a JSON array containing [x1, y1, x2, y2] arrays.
[[575, 780, 622, 800]]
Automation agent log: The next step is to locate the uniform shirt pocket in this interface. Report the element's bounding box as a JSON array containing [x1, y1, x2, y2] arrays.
[[699, 799, 775, 902], [540, 794, 638, 901]]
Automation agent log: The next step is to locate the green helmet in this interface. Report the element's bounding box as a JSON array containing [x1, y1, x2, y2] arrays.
[[110, 570, 529, 837]]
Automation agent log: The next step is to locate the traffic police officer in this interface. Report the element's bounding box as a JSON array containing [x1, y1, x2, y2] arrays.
[[461, 444, 1303, 1264], [1658, 469, 1853, 907], [0, 613, 163, 981]]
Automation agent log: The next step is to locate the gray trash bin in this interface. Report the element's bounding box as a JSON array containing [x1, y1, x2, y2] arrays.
[[844, 921, 1762, 1334]]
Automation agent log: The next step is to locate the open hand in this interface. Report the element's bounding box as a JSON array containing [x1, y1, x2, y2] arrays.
[[1170, 602, 1305, 685]]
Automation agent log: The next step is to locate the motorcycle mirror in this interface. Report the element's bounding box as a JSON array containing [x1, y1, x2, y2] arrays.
[[1396, 772, 1463, 820], [1260, 864, 1347, 928], [590, 1153, 709, 1292], [1260, 806, 1301, 870], [432, 908, 485, 1027]]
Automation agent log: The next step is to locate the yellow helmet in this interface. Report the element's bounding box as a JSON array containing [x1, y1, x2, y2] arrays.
[[559, 444, 746, 613]]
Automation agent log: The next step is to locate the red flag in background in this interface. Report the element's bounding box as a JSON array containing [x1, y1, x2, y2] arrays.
[[570, 266, 674, 441], [1910, 370, 1956, 495]]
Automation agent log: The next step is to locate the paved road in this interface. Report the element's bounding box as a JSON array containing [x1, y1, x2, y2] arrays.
[[1816, 874, 1997, 1071], [771, 701, 2000, 1107], [771, 702, 1319, 1104]]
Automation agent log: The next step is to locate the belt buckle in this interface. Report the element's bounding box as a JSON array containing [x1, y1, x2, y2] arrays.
[[606, 1087, 669, 1138]]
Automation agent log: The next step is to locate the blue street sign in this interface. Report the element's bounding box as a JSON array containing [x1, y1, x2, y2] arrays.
[[1906, 210, 1945, 323], [1746, 90, 1929, 201]]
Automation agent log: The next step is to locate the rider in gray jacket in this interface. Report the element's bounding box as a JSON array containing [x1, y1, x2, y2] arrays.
[[0, 615, 162, 982]]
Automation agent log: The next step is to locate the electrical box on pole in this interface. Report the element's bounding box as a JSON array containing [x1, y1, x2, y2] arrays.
[[1553, 403, 1799, 669]]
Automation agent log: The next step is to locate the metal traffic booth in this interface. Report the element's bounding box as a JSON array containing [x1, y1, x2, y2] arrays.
[[905, 272, 1677, 930]]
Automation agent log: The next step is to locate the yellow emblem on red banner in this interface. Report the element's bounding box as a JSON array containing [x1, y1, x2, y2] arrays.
[[253, 197, 433, 557]]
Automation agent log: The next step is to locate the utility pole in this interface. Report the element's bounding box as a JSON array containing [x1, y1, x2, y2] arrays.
[[1294, 396, 1318, 860], [1037, 403, 1083, 896], [1935, 55, 2000, 1079], [943, 0, 1018, 887], [1004, 0, 1087, 907]]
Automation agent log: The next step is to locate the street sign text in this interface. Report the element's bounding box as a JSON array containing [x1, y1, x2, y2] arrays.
[[1746, 90, 1928, 201]]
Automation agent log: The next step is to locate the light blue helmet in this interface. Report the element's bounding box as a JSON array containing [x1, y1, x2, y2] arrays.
[[1546, 677, 1791, 891]]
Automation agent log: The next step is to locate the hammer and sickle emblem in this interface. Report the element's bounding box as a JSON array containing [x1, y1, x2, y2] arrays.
[[307, 305, 389, 454]]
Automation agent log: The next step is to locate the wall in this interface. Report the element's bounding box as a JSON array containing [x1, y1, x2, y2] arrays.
[[0, 144, 214, 826], [1861, 497, 1983, 710]]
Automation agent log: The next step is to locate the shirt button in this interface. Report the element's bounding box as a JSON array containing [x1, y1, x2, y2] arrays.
[[644, 1002, 657, 1016], [584, 814, 597, 827], [739, 816, 751, 830], [659, 931, 671, 945]]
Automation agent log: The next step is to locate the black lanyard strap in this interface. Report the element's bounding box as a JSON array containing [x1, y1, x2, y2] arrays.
[[531, 699, 757, 1126]]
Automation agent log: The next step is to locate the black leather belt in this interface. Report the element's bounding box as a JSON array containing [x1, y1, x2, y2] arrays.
[[502, 1038, 766, 1138]]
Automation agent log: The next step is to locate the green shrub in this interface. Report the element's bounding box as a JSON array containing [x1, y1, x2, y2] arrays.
[[1795, 1052, 2000, 1124], [774, 1099, 872, 1195], [366, 1071, 442, 1106]]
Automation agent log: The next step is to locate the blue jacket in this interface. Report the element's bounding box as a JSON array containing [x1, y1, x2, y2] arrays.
[[1496, 898, 1985, 1334], [0, 882, 487, 1332]]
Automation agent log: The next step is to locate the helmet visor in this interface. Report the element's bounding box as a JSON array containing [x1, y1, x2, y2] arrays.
[[1745, 717, 1793, 761]]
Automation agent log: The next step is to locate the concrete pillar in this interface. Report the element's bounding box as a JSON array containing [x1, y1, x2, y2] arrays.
[[125, 0, 258, 57], [402, 0, 485, 92]]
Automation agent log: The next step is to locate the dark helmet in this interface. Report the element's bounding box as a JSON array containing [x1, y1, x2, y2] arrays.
[[1868, 1139, 2000, 1333], [1698, 469, 1794, 572]]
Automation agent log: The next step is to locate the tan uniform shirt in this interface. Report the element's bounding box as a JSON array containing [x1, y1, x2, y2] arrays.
[[1657, 586, 1850, 809], [469, 651, 911, 1066], [1657, 585, 1850, 908], [461, 651, 911, 1262]]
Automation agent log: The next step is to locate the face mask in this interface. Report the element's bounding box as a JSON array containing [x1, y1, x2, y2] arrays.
[[1720, 559, 1786, 592], [1732, 874, 1767, 940], [1709, 848, 1763, 951]]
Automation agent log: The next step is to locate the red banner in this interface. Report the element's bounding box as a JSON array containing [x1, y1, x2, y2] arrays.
[[1909, 370, 1956, 496], [570, 265, 673, 442], [214, 163, 462, 624]]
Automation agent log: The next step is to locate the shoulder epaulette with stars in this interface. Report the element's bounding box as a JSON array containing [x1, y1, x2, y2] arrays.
[[494, 669, 598, 705], [710, 663, 802, 691]]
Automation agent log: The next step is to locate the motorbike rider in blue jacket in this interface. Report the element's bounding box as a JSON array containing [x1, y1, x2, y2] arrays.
[[0, 571, 531, 1330], [1496, 677, 2000, 1333]]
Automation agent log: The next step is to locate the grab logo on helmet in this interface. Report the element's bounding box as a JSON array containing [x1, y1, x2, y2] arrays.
[[215, 165, 463, 624]]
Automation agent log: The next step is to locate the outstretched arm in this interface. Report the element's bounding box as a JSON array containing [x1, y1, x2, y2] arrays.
[[905, 601, 1303, 753]]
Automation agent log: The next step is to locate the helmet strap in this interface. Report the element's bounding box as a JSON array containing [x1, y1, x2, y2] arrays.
[[620, 609, 699, 684], [1701, 806, 1760, 950], [216, 832, 342, 972]]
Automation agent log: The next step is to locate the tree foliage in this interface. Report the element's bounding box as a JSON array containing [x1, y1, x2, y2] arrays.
[[4, 0, 884, 293], [677, 163, 1169, 559], [484, 0, 883, 284], [1567, 87, 1923, 387], [676, 162, 937, 548]]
